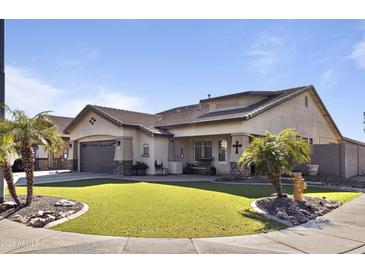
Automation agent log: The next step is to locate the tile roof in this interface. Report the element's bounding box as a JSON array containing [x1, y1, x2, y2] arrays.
[[155, 86, 310, 127], [63, 85, 342, 141], [63, 105, 171, 136], [47, 115, 74, 137], [90, 105, 170, 135]]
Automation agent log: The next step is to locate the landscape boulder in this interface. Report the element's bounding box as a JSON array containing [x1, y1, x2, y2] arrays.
[[55, 199, 76, 207]]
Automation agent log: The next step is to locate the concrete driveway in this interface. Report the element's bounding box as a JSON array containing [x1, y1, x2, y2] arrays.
[[14, 170, 219, 186], [0, 194, 364, 254]]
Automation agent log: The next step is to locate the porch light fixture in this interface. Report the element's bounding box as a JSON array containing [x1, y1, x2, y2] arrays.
[[180, 148, 184, 158], [69, 143, 73, 148], [116, 141, 121, 146]]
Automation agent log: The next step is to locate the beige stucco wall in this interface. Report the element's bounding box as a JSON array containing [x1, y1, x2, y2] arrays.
[[168, 120, 244, 138], [209, 94, 267, 111], [69, 110, 124, 141], [168, 90, 338, 145], [242, 91, 338, 144], [230, 134, 250, 162], [35, 145, 49, 159], [171, 134, 232, 175]]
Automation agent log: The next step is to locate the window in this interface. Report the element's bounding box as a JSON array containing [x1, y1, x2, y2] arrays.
[[302, 137, 313, 144], [218, 140, 227, 162], [142, 144, 150, 157], [305, 96, 309, 108], [89, 117, 96, 125], [194, 141, 212, 160]]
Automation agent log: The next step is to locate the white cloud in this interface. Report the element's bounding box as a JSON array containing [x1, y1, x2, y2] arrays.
[[5, 65, 62, 115], [245, 32, 284, 74], [319, 69, 335, 90], [351, 37, 365, 70], [5, 65, 146, 117], [57, 88, 146, 117]]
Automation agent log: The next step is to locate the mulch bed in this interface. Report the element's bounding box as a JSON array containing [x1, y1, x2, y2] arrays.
[[0, 195, 83, 228], [256, 195, 341, 226]]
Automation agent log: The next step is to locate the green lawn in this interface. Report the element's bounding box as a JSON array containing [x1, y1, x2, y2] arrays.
[[15, 180, 361, 238]]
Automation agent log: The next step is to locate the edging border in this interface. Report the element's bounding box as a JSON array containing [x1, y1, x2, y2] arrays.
[[44, 202, 89, 229], [250, 199, 293, 227]]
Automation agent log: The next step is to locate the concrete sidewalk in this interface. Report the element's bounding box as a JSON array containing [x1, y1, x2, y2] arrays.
[[0, 194, 364, 254]]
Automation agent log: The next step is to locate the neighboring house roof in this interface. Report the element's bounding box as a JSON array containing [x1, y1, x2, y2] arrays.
[[63, 104, 171, 136], [47, 115, 74, 137], [343, 137, 365, 147]]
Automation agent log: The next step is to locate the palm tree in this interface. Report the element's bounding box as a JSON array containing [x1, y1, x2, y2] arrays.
[[0, 133, 21, 205], [238, 129, 311, 197], [0, 108, 65, 205]]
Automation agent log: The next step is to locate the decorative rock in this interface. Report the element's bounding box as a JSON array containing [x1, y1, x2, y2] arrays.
[[46, 214, 56, 222], [66, 210, 76, 216], [57, 212, 67, 218], [276, 211, 290, 220], [55, 199, 76, 207], [28, 218, 47, 228], [0, 201, 17, 211], [256, 195, 341, 226], [12, 214, 26, 223], [36, 210, 44, 217], [288, 216, 300, 225]]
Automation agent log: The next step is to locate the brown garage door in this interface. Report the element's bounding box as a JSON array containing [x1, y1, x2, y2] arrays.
[[80, 140, 116, 173]]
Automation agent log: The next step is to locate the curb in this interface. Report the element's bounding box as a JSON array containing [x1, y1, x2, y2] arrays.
[[43, 202, 89, 229]]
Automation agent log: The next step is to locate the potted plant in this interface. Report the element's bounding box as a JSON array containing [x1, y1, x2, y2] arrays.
[[132, 161, 149, 176]]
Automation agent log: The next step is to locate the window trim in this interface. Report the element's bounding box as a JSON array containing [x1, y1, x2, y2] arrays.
[[217, 139, 228, 163], [142, 143, 150, 157], [193, 140, 213, 161]]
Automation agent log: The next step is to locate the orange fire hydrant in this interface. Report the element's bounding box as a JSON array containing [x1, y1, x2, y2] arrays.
[[293, 173, 307, 202]]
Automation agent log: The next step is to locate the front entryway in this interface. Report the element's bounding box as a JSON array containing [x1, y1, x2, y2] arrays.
[[80, 140, 116, 173]]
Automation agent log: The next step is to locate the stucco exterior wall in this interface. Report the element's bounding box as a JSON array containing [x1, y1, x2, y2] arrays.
[[69, 110, 123, 141], [359, 146, 365, 176], [154, 135, 170, 172], [167, 91, 338, 145], [311, 143, 365, 178], [242, 91, 338, 144], [172, 134, 232, 175], [168, 120, 244, 138], [209, 94, 267, 111], [345, 144, 359, 178], [35, 145, 49, 159], [230, 134, 249, 162]]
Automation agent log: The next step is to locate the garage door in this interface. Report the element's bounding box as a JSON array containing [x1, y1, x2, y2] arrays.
[[80, 140, 116, 173]]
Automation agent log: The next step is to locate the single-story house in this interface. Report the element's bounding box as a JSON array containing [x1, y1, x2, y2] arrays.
[[61, 85, 344, 175], [34, 115, 74, 170]]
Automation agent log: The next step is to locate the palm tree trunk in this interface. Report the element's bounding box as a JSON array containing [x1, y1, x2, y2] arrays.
[[21, 143, 34, 206], [2, 161, 21, 206], [268, 170, 283, 197]]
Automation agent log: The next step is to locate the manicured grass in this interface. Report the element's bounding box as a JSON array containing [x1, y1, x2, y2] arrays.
[[15, 180, 361, 238]]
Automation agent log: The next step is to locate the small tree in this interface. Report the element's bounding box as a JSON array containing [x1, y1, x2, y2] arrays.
[[0, 133, 21, 205], [238, 129, 311, 197], [0, 108, 65, 205]]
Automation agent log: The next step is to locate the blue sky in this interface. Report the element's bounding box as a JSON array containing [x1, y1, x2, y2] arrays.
[[4, 20, 365, 141]]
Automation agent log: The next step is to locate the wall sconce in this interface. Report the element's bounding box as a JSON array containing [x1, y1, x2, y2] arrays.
[[116, 141, 121, 146], [180, 148, 184, 159], [69, 143, 73, 149]]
